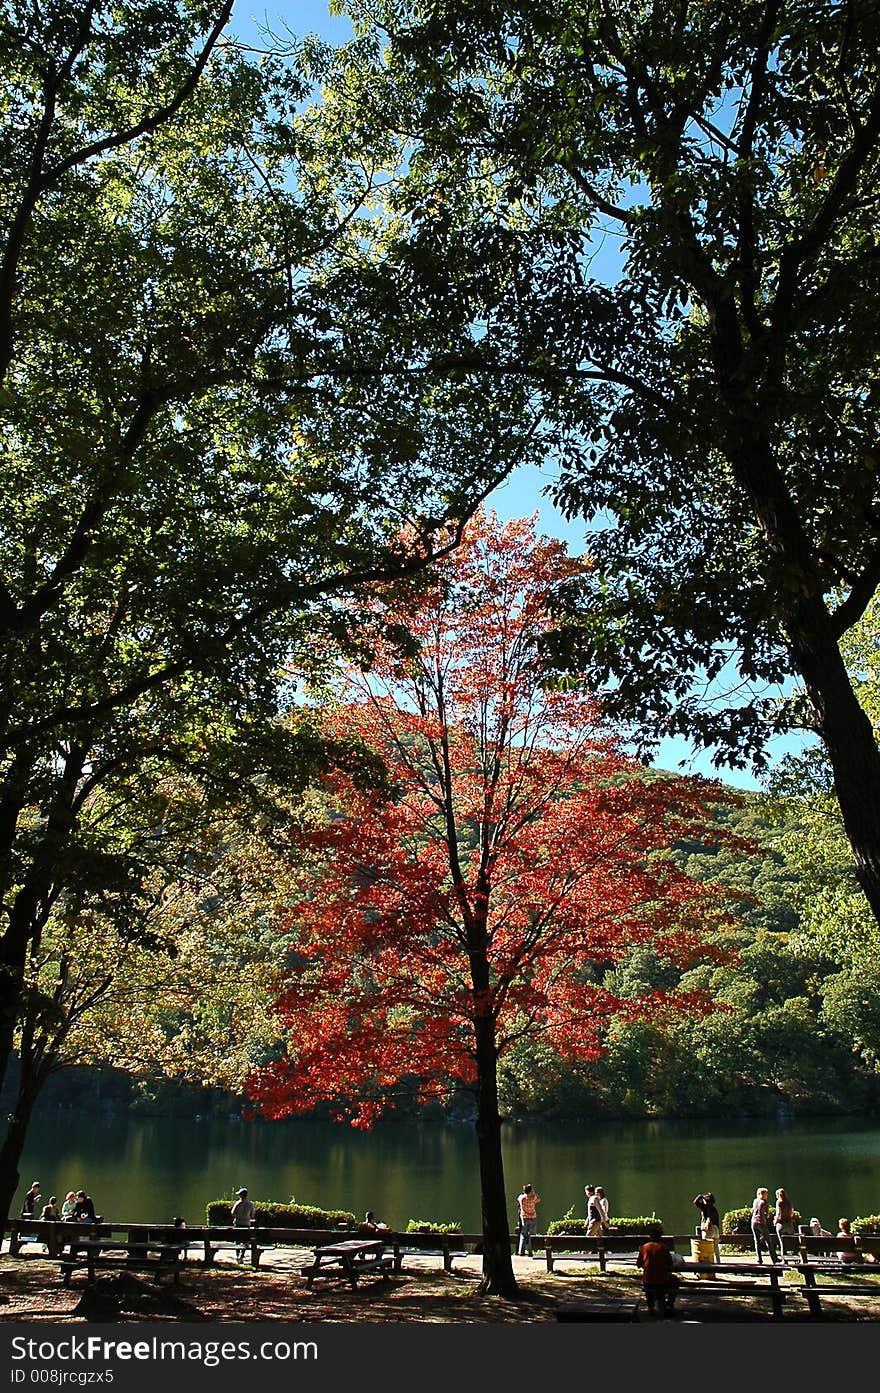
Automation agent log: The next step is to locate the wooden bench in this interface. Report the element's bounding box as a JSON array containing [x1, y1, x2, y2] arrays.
[[789, 1234, 880, 1316], [197, 1226, 276, 1268], [682, 1270, 787, 1320], [383, 1232, 471, 1273], [59, 1238, 181, 1287], [544, 1233, 671, 1273], [556, 1300, 641, 1322], [300, 1239, 394, 1289], [8, 1218, 96, 1258]]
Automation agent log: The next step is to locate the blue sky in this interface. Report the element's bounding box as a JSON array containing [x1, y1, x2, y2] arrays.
[[228, 2, 814, 792]]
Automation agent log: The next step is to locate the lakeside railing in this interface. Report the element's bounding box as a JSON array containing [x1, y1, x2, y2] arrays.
[[4, 1219, 879, 1273]]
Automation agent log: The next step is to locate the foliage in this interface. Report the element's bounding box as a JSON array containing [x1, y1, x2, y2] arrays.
[[852, 1216, 880, 1237], [346, 0, 880, 928], [245, 511, 731, 1294], [248, 513, 732, 1127], [723, 1208, 756, 1240], [764, 598, 880, 974], [546, 1208, 662, 1237], [0, 11, 542, 1020], [0, 0, 551, 1220], [404, 1219, 463, 1234], [205, 1199, 355, 1229]]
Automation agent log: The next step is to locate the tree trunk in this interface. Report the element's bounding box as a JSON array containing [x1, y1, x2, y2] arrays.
[[718, 367, 880, 929], [0, 1062, 43, 1230], [472, 1010, 518, 1297], [0, 747, 84, 1098], [788, 596, 880, 924], [0, 942, 29, 1102]]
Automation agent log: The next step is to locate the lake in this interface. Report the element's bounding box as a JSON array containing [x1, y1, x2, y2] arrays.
[[16, 1109, 880, 1235]]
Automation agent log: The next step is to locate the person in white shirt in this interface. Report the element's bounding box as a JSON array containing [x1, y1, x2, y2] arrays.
[[231, 1187, 256, 1261]]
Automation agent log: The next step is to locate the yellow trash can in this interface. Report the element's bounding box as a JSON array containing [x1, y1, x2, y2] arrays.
[[690, 1237, 717, 1275]]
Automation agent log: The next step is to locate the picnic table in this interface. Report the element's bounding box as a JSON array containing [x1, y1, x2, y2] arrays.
[[59, 1237, 181, 1287], [301, 1238, 394, 1289]]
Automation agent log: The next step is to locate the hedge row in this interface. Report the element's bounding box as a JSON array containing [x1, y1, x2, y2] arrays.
[[852, 1215, 880, 1236], [405, 1220, 463, 1234], [205, 1199, 356, 1229], [546, 1207, 663, 1237]]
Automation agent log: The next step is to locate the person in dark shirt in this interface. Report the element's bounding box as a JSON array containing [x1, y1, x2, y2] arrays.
[[693, 1192, 721, 1263], [637, 1223, 678, 1315], [72, 1190, 97, 1222], [585, 1189, 605, 1237], [20, 1182, 41, 1219]]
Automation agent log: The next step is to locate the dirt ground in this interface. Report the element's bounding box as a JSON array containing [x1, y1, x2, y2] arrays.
[[2, 1247, 880, 1323]]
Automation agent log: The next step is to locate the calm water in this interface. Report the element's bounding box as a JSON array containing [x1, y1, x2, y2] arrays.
[[15, 1111, 880, 1235]]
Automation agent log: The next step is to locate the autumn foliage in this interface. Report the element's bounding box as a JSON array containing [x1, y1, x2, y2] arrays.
[[249, 515, 732, 1129]]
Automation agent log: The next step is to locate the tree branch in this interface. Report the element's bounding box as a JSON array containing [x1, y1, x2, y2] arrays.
[[40, 2, 235, 185], [831, 540, 880, 637]]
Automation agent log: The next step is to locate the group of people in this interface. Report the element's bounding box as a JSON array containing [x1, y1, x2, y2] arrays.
[[748, 1185, 795, 1264], [750, 1187, 859, 1265], [515, 1179, 612, 1258], [584, 1184, 610, 1237], [20, 1181, 98, 1224], [639, 1187, 866, 1316]]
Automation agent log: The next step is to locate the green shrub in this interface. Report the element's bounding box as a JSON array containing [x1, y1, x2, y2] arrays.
[[205, 1198, 356, 1229], [853, 1215, 880, 1236], [721, 1207, 753, 1244], [404, 1219, 463, 1234], [605, 1217, 664, 1236], [546, 1206, 664, 1237]]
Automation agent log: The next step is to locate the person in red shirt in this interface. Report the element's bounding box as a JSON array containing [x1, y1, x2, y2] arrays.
[[637, 1223, 678, 1316]]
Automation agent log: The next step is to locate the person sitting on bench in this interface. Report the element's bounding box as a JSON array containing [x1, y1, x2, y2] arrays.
[[358, 1211, 390, 1235], [836, 1218, 862, 1262], [637, 1223, 678, 1316]]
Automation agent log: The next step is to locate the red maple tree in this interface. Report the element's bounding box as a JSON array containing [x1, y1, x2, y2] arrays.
[[249, 513, 733, 1295]]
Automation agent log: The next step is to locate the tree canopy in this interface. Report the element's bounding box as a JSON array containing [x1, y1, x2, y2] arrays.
[[0, 0, 551, 1220], [341, 0, 880, 926]]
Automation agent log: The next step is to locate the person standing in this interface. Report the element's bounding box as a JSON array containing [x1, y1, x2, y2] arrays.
[[516, 1183, 541, 1257], [585, 1187, 605, 1238], [20, 1182, 41, 1219], [231, 1187, 256, 1262], [171, 1217, 189, 1259], [750, 1187, 779, 1264], [596, 1186, 610, 1227], [693, 1192, 721, 1263], [774, 1187, 795, 1260]]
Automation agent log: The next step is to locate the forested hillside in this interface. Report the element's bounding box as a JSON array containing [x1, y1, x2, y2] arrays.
[[15, 782, 878, 1124], [496, 791, 880, 1119]]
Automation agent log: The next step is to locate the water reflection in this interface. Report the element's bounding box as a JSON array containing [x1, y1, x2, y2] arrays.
[[17, 1110, 880, 1235]]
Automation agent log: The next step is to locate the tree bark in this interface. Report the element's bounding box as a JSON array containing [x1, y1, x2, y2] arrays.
[[788, 596, 880, 923], [0, 1057, 44, 1229], [472, 1009, 518, 1297], [714, 322, 880, 929]]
